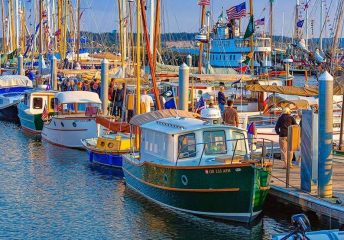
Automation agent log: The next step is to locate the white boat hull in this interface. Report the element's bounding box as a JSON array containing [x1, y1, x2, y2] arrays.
[[42, 117, 98, 148]]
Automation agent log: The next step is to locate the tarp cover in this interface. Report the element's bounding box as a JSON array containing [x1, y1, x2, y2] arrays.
[[96, 116, 130, 133], [0, 75, 33, 87], [56, 91, 101, 104], [246, 84, 344, 96], [129, 109, 200, 126]]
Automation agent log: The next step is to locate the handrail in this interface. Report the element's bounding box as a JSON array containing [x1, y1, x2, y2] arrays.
[[175, 137, 275, 166]]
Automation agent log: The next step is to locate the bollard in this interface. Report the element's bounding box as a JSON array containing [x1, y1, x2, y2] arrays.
[[186, 55, 192, 67], [101, 58, 109, 115], [38, 54, 44, 75], [50, 56, 58, 90], [179, 63, 189, 111], [318, 71, 333, 198], [17, 54, 24, 75]]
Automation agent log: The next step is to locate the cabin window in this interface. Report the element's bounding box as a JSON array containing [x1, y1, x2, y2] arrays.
[[178, 133, 196, 159], [33, 97, 43, 109], [203, 130, 227, 155], [50, 98, 56, 110], [229, 130, 247, 156]]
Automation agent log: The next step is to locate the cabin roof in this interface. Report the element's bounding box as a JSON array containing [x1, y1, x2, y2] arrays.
[[55, 91, 101, 104], [0, 75, 33, 88], [141, 117, 236, 135]]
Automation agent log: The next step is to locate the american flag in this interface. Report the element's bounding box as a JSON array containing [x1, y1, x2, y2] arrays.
[[226, 2, 246, 20], [255, 18, 265, 26], [198, 0, 210, 6], [41, 104, 49, 121]]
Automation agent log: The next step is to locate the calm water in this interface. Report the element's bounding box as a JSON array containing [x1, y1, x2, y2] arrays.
[[0, 120, 338, 239]]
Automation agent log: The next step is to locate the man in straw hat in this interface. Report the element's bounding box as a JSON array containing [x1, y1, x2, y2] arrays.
[[275, 107, 297, 168]]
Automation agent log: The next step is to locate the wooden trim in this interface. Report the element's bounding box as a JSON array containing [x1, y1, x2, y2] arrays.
[[259, 186, 270, 191], [124, 157, 272, 170], [123, 168, 240, 193]]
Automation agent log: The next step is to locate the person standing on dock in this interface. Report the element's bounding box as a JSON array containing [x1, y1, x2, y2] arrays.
[[218, 86, 226, 115], [275, 107, 297, 168], [141, 89, 154, 113], [223, 99, 239, 127]]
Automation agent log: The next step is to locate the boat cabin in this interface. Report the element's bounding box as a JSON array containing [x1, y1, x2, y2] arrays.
[[54, 91, 101, 116], [22, 90, 57, 114], [139, 117, 249, 166]]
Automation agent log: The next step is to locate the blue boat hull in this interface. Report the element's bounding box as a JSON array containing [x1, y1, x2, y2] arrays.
[[0, 104, 19, 122], [88, 151, 123, 168]]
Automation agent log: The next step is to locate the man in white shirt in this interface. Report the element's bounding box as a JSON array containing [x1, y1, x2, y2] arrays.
[[140, 89, 154, 113]]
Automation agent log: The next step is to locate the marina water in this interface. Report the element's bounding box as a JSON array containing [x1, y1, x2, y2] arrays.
[[0, 119, 337, 239]]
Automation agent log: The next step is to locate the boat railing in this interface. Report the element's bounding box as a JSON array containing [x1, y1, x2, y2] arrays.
[[176, 138, 275, 166]]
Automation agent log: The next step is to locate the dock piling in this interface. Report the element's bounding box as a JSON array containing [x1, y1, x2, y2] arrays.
[[101, 58, 109, 115], [318, 71, 333, 198], [186, 55, 192, 67], [50, 56, 57, 90], [179, 63, 189, 111], [17, 54, 24, 75]]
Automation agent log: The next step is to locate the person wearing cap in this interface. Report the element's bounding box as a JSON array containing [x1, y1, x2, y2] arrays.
[[275, 107, 297, 168]]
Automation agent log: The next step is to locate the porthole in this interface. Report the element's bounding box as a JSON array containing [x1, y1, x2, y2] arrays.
[[181, 175, 188, 186], [100, 141, 105, 147], [61, 122, 64, 127], [72, 122, 77, 127], [108, 142, 114, 148]]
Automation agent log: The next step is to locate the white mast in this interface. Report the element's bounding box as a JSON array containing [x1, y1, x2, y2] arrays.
[[15, 0, 19, 49], [320, 0, 323, 51], [122, 0, 127, 62], [305, 1, 308, 48], [149, 0, 155, 54]]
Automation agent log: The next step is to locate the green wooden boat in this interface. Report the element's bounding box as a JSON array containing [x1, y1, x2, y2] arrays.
[[123, 111, 273, 223]]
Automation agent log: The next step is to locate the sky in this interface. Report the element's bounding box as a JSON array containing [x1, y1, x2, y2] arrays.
[[0, 0, 339, 38]]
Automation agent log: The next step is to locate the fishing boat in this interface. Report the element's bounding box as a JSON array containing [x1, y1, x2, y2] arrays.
[[17, 89, 57, 134], [122, 110, 273, 222], [41, 91, 101, 148], [0, 75, 33, 121], [81, 116, 131, 167]]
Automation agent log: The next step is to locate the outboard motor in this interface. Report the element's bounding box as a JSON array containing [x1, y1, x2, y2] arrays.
[[200, 108, 221, 125], [281, 214, 311, 240]]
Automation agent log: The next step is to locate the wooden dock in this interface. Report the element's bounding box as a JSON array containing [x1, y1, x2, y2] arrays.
[[269, 155, 344, 223]]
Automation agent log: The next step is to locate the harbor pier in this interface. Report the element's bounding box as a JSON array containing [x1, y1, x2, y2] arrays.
[[269, 156, 344, 223]]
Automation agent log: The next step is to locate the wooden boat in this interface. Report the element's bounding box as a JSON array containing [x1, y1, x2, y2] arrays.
[[41, 91, 101, 148], [18, 90, 57, 134], [81, 132, 132, 168], [122, 111, 273, 223]]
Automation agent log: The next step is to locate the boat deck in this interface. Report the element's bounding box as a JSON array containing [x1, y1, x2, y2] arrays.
[[270, 155, 344, 223]]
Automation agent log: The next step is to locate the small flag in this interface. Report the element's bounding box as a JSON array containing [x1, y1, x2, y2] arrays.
[[226, 2, 246, 20], [198, 0, 210, 6], [231, 78, 242, 86], [235, 65, 248, 74], [255, 18, 265, 26], [41, 104, 49, 121], [242, 51, 254, 65], [244, 15, 255, 39], [218, 9, 224, 22], [247, 122, 257, 135], [297, 20, 304, 28]]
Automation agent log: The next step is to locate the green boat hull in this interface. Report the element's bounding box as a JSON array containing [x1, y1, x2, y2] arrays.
[[123, 157, 272, 222], [18, 102, 43, 134]]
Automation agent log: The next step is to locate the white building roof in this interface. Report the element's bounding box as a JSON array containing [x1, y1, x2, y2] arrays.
[[141, 117, 233, 135], [0, 75, 33, 88], [55, 91, 101, 104]]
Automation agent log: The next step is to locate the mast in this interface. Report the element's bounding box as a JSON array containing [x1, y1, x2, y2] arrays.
[[149, 0, 155, 55], [117, 0, 125, 77], [76, 0, 81, 62], [39, 0, 43, 54], [198, 4, 206, 74], [294, 0, 299, 41], [305, 1, 308, 48], [206, 11, 211, 73], [153, 0, 160, 70], [269, 0, 273, 50], [9, 0, 16, 51], [15, 0, 19, 50], [21, 5, 26, 54], [1, 0, 6, 52], [319, 0, 323, 51], [140, 0, 161, 110], [249, 0, 254, 73], [122, 0, 127, 73], [129, 0, 135, 74], [136, 0, 141, 115]]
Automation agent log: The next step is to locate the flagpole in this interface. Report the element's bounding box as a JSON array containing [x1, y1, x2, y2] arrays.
[[198, 4, 206, 74], [76, 0, 80, 62], [269, 0, 273, 50], [249, 0, 254, 73]]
